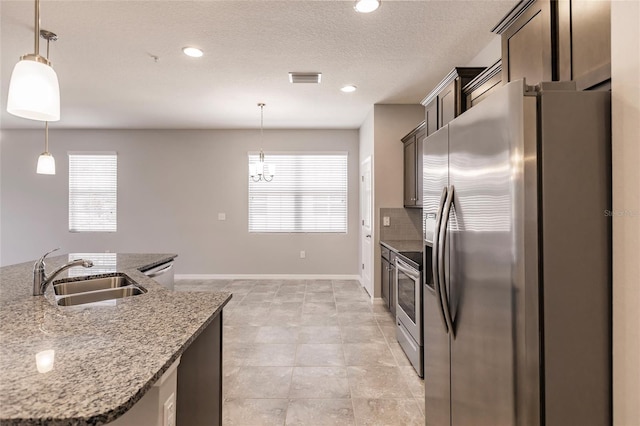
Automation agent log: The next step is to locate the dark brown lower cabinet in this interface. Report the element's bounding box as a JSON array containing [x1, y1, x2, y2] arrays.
[[380, 245, 396, 316]]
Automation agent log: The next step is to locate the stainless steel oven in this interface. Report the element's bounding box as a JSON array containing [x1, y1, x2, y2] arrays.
[[395, 254, 423, 377]]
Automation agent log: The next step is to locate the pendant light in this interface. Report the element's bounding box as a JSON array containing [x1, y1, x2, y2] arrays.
[[7, 0, 60, 122], [249, 103, 275, 182], [36, 121, 55, 175]]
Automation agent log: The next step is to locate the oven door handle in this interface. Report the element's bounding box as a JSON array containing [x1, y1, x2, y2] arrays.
[[395, 258, 420, 279], [438, 185, 455, 337], [432, 187, 449, 334]]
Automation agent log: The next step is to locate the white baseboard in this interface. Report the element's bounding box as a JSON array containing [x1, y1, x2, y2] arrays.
[[175, 274, 361, 281]]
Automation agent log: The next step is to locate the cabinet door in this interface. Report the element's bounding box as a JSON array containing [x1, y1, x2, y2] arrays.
[[439, 80, 456, 128], [425, 98, 438, 136], [415, 128, 426, 207], [558, 0, 611, 90], [381, 256, 390, 308], [501, 0, 553, 85], [404, 139, 417, 207], [466, 73, 503, 109]]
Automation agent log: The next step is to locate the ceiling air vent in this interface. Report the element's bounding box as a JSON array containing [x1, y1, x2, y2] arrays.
[[288, 72, 322, 84]]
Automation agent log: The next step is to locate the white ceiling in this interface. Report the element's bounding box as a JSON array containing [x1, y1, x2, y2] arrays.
[[0, 0, 515, 130]]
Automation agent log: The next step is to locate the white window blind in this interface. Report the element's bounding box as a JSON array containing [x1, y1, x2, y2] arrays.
[[68, 153, 117, 232], [248, 153, 348, 233]]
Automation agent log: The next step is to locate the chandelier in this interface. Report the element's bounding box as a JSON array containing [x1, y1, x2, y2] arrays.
[[249, 103, 275, 182]]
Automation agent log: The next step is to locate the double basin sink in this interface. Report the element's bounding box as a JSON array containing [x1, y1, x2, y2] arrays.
[[53, 274, 146, 307]]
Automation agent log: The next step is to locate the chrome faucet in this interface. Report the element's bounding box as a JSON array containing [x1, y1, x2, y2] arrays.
[[33, 248, 93, 296]]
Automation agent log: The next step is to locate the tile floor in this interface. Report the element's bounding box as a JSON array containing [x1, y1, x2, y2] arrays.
[[175, 278, 425, 425]]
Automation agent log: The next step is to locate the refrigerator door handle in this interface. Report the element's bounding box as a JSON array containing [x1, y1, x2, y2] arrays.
[[432, 186, 449, 333], [438, 185, 456, 337]]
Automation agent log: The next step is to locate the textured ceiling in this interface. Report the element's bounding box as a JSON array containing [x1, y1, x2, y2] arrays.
[[0, 0, 515, 130]]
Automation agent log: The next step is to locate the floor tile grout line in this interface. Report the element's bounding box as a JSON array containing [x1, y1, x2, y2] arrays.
[[180, 278, 424, 424]]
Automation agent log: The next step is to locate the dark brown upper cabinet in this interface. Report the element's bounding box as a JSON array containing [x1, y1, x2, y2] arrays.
[[420, 67, 485, 136], [402, 122, 426, 208], [424, 98, 438, 137], [557, 0, 611, 90], [463, 60, 503, 110], [493, 0, 610, 90]]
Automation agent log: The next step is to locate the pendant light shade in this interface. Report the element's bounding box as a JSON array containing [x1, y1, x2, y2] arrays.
[[37, 152, 56, 175], [7, 58, 60, 121], [36, 121, 55, 175], [6, 0, 61, 122]]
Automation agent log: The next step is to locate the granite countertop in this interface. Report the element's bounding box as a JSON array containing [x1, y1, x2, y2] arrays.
[[380, 239, 424, 254], [0, 253, 231, 426]]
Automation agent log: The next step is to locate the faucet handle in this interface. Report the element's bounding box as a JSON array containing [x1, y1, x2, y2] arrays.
[[36, 248, 60, 266]]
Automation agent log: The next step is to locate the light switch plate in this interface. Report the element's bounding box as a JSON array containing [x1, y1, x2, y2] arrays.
[[383, 216, 390, 226], [218, 213, 226, 221], [300, 250, 306, 259]]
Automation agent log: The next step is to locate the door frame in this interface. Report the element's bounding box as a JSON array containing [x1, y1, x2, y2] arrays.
[[360, 157, 373, 298]]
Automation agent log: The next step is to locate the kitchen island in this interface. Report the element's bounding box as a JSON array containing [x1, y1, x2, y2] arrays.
[[0, 253, 231, 425]]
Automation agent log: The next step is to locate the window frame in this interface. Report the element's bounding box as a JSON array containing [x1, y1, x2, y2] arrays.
[[247, 151, 349, 234], [68, 151, 118, 233]]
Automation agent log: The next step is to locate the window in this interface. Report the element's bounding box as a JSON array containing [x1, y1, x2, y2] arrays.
[[67, 253, 117, 277], [248, 152, 348, 233], [68, 152, 117, 232]]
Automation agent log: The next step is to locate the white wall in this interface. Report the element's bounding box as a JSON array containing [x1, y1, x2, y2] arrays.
[[0, 129, 360, 276], [611, 1, 640, 424]]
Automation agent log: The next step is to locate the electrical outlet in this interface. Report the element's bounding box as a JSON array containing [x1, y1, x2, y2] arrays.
[[163, 393, 176, 426], [383, 216, 390, 226], [218, 212, 226, 221], [300, 250, 306, 259]]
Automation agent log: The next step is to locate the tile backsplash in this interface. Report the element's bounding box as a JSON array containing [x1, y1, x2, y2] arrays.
[[380, 208, 422, 241]]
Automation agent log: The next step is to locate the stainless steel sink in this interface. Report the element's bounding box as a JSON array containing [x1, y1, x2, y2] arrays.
[[53, 273, 146, 307], [57, 286, 145, 307], [53, 274, 136, 296]]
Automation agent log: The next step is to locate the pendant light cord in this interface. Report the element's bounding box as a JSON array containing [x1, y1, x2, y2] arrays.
[[260, 103, 264, 151], [43, 31, 51, 154], [34, 0, 40, 55], [45, 121, 49, 152]]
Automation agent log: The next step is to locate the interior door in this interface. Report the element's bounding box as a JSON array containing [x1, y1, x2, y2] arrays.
[[360, 157, 373, 297]]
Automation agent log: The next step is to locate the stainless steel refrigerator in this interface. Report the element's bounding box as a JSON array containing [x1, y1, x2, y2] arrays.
[[422, 80, 611, 426]]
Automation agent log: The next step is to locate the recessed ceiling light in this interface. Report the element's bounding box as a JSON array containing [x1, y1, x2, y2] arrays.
[[182, 47, 203, 58], [354, 0, 380, 13], [341, 85, 357, 93]]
